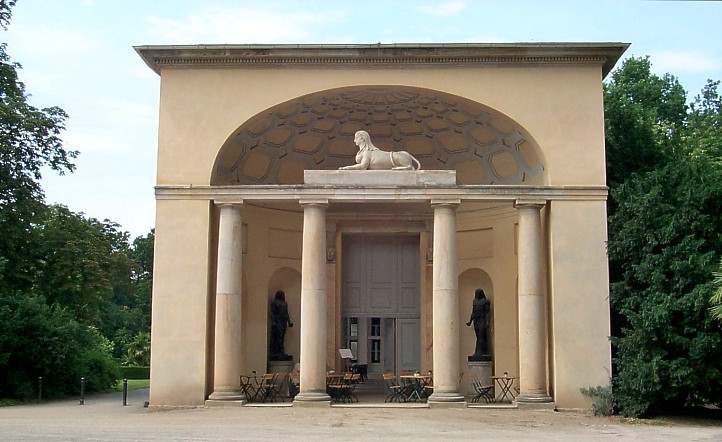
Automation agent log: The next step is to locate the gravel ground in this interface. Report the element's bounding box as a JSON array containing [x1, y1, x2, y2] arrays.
[[1, 389, 720, 441]]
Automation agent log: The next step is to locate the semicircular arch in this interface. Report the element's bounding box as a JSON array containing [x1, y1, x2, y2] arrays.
[[211, 86, 546, 185]]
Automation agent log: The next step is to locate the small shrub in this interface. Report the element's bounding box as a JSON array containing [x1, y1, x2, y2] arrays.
[[580, 385, 614, 416]]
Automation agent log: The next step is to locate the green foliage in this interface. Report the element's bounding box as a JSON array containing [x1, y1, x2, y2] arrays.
[[0, 30, 77, 294], [580, 385, 614, 416], [604, 57, 687, 187], [711, 258, 722, 321], [607, 58, 722, 417], [0, 293, 119, 399], [122, 331, 150, 366], [0, 1, 154, 401], [32, 205, 126, 326], [119, 366, 150, 380]]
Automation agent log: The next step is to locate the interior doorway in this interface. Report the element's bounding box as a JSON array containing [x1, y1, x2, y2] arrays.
[[341, 234, 421, 383]]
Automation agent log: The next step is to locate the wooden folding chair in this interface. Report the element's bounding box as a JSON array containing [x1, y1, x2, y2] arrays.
[[383, 373, 403, 403]]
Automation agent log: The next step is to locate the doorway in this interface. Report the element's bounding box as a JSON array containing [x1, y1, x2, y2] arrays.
[[341, 234, 421, 380]]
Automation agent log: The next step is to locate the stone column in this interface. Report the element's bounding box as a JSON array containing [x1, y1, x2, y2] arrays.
[[209, 203, 245, 402], [294, 200, 331, 404], [514, 200, 552, 403], [428, 200, 465, 405]]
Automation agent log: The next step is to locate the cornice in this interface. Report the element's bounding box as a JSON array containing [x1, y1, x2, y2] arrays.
[[154, 184, 608, 203], [134, 43, 629, 78]]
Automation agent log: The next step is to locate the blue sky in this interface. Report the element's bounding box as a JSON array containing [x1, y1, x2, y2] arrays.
[[3, 0, 721, 237]]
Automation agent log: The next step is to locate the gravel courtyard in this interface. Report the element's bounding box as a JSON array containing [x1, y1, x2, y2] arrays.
[[1, 389, 720, 441]]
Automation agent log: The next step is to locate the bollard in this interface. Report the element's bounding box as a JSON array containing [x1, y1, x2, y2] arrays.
[[122, 378, 128, 406], [37, 376, 42, 403], [79, 377, 85, 405]]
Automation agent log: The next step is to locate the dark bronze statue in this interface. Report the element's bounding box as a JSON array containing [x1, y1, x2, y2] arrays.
[[269, 290, 293, 361], [466, 288, 491, 362]]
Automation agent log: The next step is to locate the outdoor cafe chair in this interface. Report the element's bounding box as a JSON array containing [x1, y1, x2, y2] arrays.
[[470, 379, 495, 404], [326, 373, 345, 402], [382, 372, 404, 403], [257, 373, 281, 403]]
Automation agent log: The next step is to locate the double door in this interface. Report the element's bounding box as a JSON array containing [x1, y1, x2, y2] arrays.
[[342, 234, 421, 376]]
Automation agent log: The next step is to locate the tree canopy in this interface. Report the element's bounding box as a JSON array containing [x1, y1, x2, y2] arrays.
[[606, 57, 722, 417], [0, 1, 152, 399]]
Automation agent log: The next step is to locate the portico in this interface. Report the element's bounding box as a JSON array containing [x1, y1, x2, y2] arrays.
[[157, 171, 605, 407], [139, 42, 626, 410]]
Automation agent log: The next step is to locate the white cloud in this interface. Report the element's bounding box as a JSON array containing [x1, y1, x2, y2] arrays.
[[144, 7, 347, 44], [418, 1, 468, 17], [651, 50, 721, 74]]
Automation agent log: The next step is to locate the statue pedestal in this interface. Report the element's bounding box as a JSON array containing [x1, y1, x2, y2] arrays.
[[464, 361, 493, 396], [304, 170, 456, 186], [268, 359, 295, 398]]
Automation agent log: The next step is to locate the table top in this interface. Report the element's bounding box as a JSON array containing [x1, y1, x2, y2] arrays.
[[492, 376, 516, 381], [400, 374, 431, 379]]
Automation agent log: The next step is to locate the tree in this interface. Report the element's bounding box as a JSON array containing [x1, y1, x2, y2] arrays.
[[0, 2, 121, 400], [0, 293, 119, 399], [604, 57, 687, 187], [0, 1, 77, 293], [31, 205, 126, 327], [606, 58, 722, 417]]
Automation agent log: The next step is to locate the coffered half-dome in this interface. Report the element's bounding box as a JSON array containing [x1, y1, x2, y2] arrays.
[[211, 86, 545, 185]]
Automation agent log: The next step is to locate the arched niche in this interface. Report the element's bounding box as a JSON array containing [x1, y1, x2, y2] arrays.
[[211, 86, 545, 185], [458, 268, 494, 395], [267, 267, 301, 364], [459, 268, 494, 361]]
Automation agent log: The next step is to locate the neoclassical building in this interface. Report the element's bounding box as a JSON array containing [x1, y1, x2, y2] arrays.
[[136, 43, 627, 409]]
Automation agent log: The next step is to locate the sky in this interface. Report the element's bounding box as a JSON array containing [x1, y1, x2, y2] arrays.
[[3, 0, 722, 238]]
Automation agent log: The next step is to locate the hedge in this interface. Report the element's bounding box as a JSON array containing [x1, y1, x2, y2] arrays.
[[120, 366, 149, 380]]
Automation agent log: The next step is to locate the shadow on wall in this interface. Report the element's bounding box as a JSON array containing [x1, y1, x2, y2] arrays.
[[458, 268, 494, 395], [267, 267, 301, 367]]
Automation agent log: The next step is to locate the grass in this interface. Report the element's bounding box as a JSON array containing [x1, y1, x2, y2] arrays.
[[0, 398, 22, 407], [112, 379, 150, 392]]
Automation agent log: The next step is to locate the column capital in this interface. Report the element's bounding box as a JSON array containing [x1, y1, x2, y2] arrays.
[[514, 199, 546, 209], [214, 199, 244, 207], [430, 198, 461, 208], [299, 199, 329, 208]]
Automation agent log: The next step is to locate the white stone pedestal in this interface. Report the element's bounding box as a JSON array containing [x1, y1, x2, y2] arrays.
[[465, 361, 493, 396], [268, 360, 295, 399], [304, 170, 456, 186]]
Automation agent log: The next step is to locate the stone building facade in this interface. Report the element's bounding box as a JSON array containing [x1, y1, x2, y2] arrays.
[[136, 43, 627, 409]]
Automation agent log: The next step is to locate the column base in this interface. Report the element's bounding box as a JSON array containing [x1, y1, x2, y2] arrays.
[[208, 389, 245, 402], [428, 399, 467, 408], [293, 390, 331, 406], [205, 399, 246, 407], [516, 393, 553, 404], [428, 392, 466, 406]]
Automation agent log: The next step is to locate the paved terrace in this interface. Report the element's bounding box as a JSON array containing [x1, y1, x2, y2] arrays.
[[1, 389, 720, 441]]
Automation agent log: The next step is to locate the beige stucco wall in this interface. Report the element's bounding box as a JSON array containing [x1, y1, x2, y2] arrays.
[[156, 65, 604, 188], [150, 199, 213, 406], [548, 200, 611, 408]]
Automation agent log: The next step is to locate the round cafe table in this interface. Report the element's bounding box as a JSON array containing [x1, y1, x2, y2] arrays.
[[399, 374, 432, 402]]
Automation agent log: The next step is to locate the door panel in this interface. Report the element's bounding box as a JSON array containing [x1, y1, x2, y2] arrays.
[[341, 234, 421, 380], [383, 318, 396, 375], [397, 319, 420, 372]]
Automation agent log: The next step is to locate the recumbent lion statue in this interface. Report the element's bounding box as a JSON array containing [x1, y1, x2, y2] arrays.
[[339, 130, 421, 171]]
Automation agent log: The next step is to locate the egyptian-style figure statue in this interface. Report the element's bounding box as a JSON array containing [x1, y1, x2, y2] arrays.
[[466, 288, 491, 361], [269, 290, 294, 361]]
